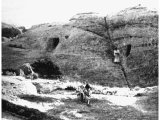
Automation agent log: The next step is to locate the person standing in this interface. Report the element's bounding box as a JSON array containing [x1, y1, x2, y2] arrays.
[[113, 47, 120, 63]]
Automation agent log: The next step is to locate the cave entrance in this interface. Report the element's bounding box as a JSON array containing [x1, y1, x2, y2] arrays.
[[31, 58, 62, 79], [46, 37, 59, 51]]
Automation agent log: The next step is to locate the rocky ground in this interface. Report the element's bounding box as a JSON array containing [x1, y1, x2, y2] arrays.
[[2, 76, 158, 120]]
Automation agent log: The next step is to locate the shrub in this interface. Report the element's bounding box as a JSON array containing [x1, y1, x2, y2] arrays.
[[2, 27, 21, 38], [2, 69, 17, 76], [65, 86, 76, 91]]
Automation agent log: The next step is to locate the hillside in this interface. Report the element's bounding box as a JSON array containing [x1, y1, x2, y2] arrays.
[[2, 5, 158, 87]]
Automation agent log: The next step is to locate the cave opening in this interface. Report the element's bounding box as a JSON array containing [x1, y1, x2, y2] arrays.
[[46, 37, 59, 51], [31, 58, 62, 79]]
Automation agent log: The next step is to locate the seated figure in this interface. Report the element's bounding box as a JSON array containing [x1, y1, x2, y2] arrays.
[[77, 83, 92, 105]]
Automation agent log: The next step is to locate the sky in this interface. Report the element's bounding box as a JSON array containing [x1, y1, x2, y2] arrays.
[[2, 0, 159, 28]]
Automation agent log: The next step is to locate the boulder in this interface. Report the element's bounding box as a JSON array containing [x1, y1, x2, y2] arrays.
[[18, 63, 38, 80], [2, 76, 37, 100]]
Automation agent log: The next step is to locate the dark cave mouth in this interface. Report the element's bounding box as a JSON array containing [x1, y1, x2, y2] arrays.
[[46, 37, 59, 51], [31, 58, 62, 79]]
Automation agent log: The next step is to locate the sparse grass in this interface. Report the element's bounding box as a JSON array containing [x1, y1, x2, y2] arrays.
[[2, 44, 31, 69], [58, 96, 157, 120], [136, 92, 158, 112]]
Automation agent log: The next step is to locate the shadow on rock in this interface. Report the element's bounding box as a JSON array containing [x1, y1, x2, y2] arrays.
[[18, 94, 56, 103]]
